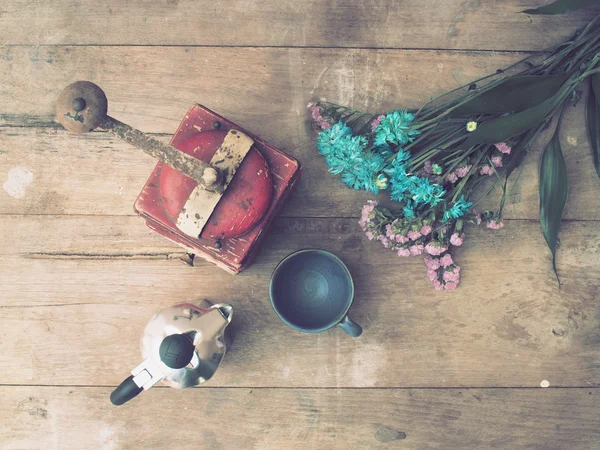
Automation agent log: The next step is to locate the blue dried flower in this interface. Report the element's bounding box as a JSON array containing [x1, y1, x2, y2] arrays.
[[402, 200, 416, 219], [388, 159, 412, 202], [374, 110, 420, 147], [316, 122, 353, 157], [375, 146, 395, 159], [341, 151, 387, 193], [317, 122, 390, 194], [317, 122, 367, 175], [443, 195, 473, 222], [412, 177, 446, 206], [388, 150, 446, 208]]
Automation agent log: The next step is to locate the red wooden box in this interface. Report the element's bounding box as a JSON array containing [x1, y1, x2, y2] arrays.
[[134, 104, 301, 273]]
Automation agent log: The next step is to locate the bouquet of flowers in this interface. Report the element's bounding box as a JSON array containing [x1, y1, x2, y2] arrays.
[[308, 1, 600, 290]]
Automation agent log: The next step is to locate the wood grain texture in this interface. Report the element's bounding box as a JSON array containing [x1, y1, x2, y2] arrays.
[[1, 387, 599, 450], [0, 46, 529, 132], [1, 117, 599, 219], [1, 3, 600, 447], [0, 0, 598, 50], [1, 216, 598, 387]]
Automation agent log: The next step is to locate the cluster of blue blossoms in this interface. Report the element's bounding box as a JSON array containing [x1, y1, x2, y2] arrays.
[[316, 110, 472, 222]]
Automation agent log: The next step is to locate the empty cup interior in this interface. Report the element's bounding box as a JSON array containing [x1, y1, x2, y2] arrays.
[[271, 251, 353, 330]]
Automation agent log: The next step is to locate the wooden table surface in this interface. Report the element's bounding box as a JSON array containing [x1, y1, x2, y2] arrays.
[[1, 1, 600, 449]]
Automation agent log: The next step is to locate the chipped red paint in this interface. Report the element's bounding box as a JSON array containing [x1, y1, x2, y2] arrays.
[[134, 104, 301, 274]]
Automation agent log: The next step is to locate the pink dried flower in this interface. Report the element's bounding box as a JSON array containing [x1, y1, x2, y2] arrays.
[[363, 200, 377, 213], [420, 225, 433, 236], [409, 244, 425, 256], [424, 256, 441, 270], [443, 269, 460, 283], [486, 219, 505, 230], [455, 165, 472, 178], [371, 114, 385, 132], [424, 160, 433, 174], [310, 106, 320, 120], [444, 281, 458, 290], [318, 120, 332, 130], [309, 105, 332, 130], [407, 230, 422, 241], [425, 242, 448, 256], [385, 224, 394, 238], [433, 279, 444, 290], [491, 156, 503, 168], [480, 165, 494, 176], [360, 201, 378, 229], [378, 235, 390, 248], [495, 142, 512, 154], [471, 207, 482, 225], [395, 235, 409, 244], [427, 268, 438, 281], [446, 172, 459, 183], [450, 232, 464, 246], [440, 254, 454, 267], [365, 231, 375, 240], [397, 248, 411, 257]]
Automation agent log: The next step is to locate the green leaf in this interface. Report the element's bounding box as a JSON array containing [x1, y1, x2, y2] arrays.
[[504, 124, 545, 181], [592, 72, 600, 101], [450, 75, 569, 116], [522, 0, 600, 15], [587, 73, 600, 179], [539, 112, 568, 283], [497, 123, 546, 220], [462, 91, 562, 147]]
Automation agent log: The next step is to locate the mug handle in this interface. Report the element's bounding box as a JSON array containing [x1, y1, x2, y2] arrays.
[[338, 315, 363, 337]]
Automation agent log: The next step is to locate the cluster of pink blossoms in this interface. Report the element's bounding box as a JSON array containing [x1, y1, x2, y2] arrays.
[[424, 254, 461, 290], [307, 103, 333, 130], [480, 142, 512, 176], [370, 115, 386, 132], [360, 201, 462, 257], [360, 200, 506, 290], [359, 200, 466, 289], [445, 164, 473, 184], [444, 142, 513, 180]]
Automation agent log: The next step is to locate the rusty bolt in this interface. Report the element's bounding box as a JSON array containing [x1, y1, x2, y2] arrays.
[[202, 167, 219, 187]]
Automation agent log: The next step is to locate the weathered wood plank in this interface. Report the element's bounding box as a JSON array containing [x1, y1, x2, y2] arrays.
[[0, 47, 527, 132], [1, 216, 598, 387], [1, 116, 598, 219], [2, 47, 599, 218], [1, 387, 598, 449], [0, 0, 598, 50]]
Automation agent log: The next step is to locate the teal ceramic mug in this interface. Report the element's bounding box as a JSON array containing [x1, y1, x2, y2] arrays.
[[269, 249, 362, 337]]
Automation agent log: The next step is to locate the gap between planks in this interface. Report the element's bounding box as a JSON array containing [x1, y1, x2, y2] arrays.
[[0, 44, 549, 54], [0, 384, 598, 390], [1, 213, 599, 222]]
